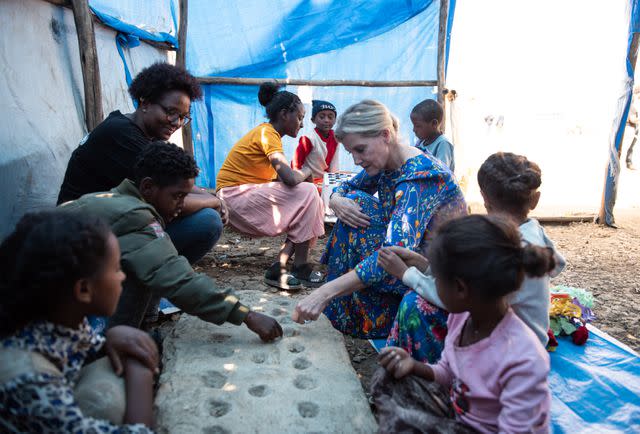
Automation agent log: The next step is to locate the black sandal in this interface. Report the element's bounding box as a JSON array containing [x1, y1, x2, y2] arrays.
[[291, 263, 326, 288], [264, 262, 303, 291]]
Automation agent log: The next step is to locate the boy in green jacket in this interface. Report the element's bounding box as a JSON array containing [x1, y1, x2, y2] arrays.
[[62, 142, 282, 341]]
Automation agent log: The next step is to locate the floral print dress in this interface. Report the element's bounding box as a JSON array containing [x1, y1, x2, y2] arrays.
[[322, 153, 467, 362], [0, 319, 153, 433]]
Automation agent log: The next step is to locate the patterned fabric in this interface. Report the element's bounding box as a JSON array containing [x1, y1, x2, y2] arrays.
[[386, 291, 448, 363], [416, 134, 455, 173], [322, 153, 467, 343], [322, 190, 402, 338], [0, 320, 154, 433]]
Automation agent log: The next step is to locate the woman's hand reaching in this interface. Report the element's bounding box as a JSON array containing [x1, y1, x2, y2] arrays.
[[292, 287, 331, 324]]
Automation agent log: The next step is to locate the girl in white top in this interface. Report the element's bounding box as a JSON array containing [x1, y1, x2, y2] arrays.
[[378, 152, 565, 347], [477, 152, 565, 346]]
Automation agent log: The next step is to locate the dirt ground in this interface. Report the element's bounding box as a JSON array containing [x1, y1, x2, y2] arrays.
[[194, 210, 640, 398]]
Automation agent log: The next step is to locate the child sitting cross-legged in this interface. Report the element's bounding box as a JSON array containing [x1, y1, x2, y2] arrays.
[[0, 211, 158, 433], [373, 214, 553, 434]]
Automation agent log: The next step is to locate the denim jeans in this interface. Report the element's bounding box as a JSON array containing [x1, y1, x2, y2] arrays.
[[108, 208, 223, 329]]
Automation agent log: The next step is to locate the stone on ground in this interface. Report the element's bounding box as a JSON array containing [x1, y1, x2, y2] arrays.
[[155, 290, 377, 433]]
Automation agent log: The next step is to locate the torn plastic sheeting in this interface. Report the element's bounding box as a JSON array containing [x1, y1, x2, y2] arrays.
[[89, 0, 178, 46]]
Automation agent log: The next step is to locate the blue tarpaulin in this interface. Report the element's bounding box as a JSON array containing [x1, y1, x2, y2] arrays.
[[370, 325, 640, 433], [89, 0, 178, 46], [185, 0, 451, 188], [601, 0, 640, 225], [46, 0, 638, 221]]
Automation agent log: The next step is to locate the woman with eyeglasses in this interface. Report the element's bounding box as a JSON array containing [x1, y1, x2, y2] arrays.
[[57, 62, 225, 285]]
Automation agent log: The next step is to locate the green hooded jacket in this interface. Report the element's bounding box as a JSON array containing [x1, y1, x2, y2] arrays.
[[61, 179, 249, 326]]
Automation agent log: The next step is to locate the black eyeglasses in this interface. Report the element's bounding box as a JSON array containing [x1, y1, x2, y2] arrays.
[[157, 103, 192, 126]]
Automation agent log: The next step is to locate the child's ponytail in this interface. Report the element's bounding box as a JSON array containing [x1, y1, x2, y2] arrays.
[[428, 214, 555, 301], [258, 82, 301, 122], [521, 244, 555, 278]]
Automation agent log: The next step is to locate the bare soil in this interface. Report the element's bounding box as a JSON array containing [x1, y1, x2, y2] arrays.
[[195, 212, 640, 398]]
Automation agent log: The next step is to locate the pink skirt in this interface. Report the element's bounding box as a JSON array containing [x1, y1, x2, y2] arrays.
[[218, 181, 325, 243]]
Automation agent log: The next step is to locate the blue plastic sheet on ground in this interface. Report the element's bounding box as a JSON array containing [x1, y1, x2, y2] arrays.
[[369, 325, 640, 433]]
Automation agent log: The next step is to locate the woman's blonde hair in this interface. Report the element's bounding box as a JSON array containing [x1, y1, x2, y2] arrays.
[[334, 100, 400, 143]]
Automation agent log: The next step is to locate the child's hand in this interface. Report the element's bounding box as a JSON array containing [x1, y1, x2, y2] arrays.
[[244, 311, 283, 342], [124, 358, 155, 427], [386, 246, 430, 272], [217, 197, 230, 225], [377, 248, 409, 280], [105, 326, 160, 376], [378, 347, 416, 379]]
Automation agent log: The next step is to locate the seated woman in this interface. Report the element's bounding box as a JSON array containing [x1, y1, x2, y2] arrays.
[[292, 100, 467, 363], [57, 62, 224, 266], [216, 83, 325, 290]]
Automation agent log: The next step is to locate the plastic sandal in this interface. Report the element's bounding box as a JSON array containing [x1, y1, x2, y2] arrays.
[[264, 262, 303, 291], [291, 263, 326, 288]]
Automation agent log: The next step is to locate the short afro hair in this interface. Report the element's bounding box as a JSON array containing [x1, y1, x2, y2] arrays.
[[411, 99, 443, 123], [128, 62, 203, 104], [0, 211, 112, 336], [134, 141, 199, 187]]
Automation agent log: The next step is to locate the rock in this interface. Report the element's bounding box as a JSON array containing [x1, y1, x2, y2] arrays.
[[155, 291, 377, 434]]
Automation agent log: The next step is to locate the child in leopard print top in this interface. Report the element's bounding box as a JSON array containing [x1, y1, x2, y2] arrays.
[[0, 211, 158, 433]]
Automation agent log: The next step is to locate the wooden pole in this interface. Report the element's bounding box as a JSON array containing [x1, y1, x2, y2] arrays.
[[177, 0, 194, 156], [196, 77, 438, 87], [597, 32, 640, 225], [70, 0, 103, 132], [436, 0, 449, 106]]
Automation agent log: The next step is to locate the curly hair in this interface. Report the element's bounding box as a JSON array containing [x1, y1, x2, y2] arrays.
[[477, 152, 542, 215], [428, 214, 555, 301], [128, 62, 203, 104], [134, 141, 199, 187], [258, 82, 302, 122], [0, 211, 112, 336]]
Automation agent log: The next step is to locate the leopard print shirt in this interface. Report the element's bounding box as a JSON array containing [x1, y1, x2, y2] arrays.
[[0, 319, 154, 433]]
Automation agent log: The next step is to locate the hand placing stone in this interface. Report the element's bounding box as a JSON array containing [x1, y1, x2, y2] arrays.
[[243, 311, 283, 342], [292, 287, 330, 324]]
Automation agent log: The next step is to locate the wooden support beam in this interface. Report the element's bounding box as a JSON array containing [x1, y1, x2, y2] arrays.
[[196, 77, 438, 87], [177, 0, 194, 156], [436, 0, 449, 106], [70, 0, 103, 132]]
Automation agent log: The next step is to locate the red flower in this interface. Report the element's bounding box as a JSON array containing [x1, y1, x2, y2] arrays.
[[431, 325, 448, 342], [546, 329, 558, 352], [571, 326, 589, 345]]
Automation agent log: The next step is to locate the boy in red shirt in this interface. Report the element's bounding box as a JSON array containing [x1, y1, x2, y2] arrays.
[[292, 100, 339, 182]]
